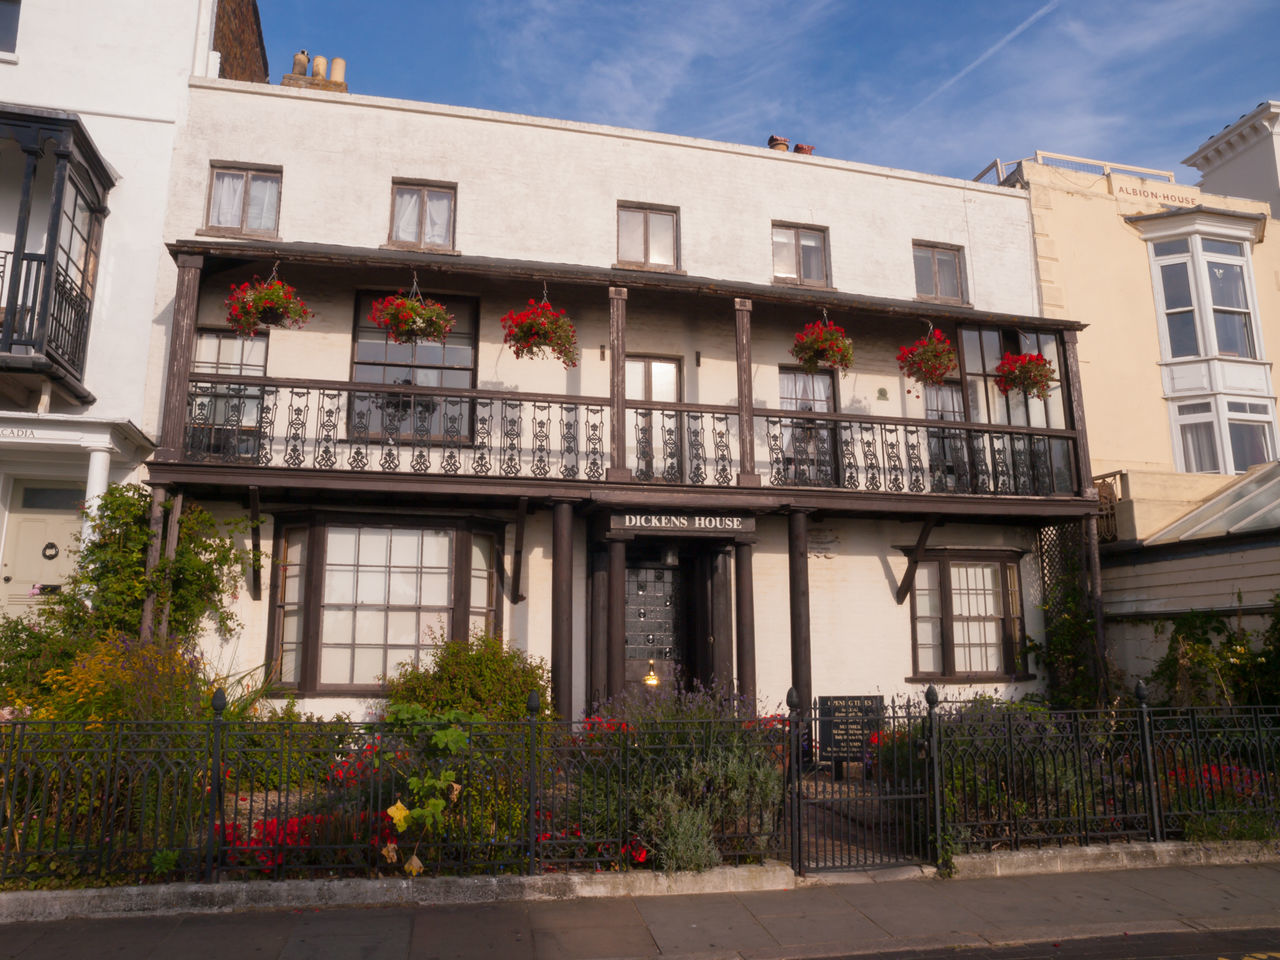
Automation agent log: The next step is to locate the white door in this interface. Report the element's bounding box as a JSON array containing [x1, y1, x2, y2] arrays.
[[1, 482, 85, 617]]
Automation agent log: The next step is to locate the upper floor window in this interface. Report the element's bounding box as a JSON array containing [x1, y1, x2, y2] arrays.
[[1151, 236, 1258, 360], [389, 181, 455, 250], [1175, 397, 1275, 475], [206, 165, 281, 237], [0, 0, 20, 54], [617, 205, 677, 269], [55, 179, 103, 300], [913, 243, 966, 304], [772, 224, 828, 286]]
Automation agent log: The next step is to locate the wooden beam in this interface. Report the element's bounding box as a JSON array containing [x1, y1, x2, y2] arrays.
[[607, 539, 625, 700], [606, 287, 631, 482], [450, 527, 473, 644], [894, 518, 938, 605], [734, 298, 760, 486], [1062, 329, 1097, 498], [788, 509, 812, 711], [551, 500, 574, 719], [734, 540, 757, 709], [508, 496, 528, 603], [157, 254, 204, 458]]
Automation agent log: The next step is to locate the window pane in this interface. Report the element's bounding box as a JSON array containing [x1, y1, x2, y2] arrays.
[[650, 360, 679, 402], [320, 648, 352, 686], [209, 171, 245, 227], [1208, 262, 1247, 310], [422, 530, 451, 567], [1160, 262, 1192, 310], [935, 249, 960, 299], [1152, 238, 1189, 257], [799, 231, 825, 284], [772, 227, 797, 278], [913, 247, 935, 297], [625, 359, 646, 400], [1229, 421, 1270, 473], [425, 189, 453, 245], [649, 212, 675, 265], [1214, 310, 1254, 358], [245, 174, 280, 232], [1203, 239, 1243, 256], [392, 187, 421, 242], [1181, 421, 1219, 473], [618, 209, 645, 262], [1166, 311, 1199, 357], [0, 0, 18, 53]]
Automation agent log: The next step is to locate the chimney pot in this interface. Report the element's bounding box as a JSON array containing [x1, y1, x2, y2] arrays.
[[312, 54, 328, 80], [768, 134, 790, 151], [793, 143, 815, 155], [330, 57, 347, 85], [291, 50, 309, 75]]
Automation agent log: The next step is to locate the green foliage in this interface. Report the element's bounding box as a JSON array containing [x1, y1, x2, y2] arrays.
[[384, 631, 552, 722], [1027, 579, 1120, 709], [0, 483, 250, 704], [1148, 596, 1280, 707]]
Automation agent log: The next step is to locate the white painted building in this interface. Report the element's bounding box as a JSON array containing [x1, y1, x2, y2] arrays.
[[0, 0, 266, 616], [150, 62, 1100, 720]]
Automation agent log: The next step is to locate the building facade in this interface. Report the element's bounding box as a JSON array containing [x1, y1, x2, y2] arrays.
[[146, 72, 1100, 719], [0, 0, 266, 617]]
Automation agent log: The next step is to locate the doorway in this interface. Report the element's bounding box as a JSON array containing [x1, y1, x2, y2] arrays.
[[1, 481, 85, 617], [621, 539, 732, 693]]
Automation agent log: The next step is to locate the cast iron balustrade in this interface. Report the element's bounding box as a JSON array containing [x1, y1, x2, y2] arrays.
[[626, 401, 738, 486], [0, 254, 93, 382], [184, 375, 608, 481], [759, 408, 1079, 496]]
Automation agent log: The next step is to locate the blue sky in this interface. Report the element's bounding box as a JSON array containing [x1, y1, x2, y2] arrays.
[[258, 0, 1279, 183]]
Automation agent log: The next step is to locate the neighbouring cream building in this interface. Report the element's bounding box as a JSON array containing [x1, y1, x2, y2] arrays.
[[977, 142, 1280, 680], [0, 0, 267, 617], [144, 59, 1104, 719]]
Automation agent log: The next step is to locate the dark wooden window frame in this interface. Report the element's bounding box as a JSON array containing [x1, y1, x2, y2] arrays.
[[265, 511, 505, 696], [771, 221, 832, 288], [186, 327, 271, 463], [907, 548, 1028, 683], [913, 241, 969, 305], [199, 162, 283, 239], [384, 178, 458, 252], [615, 202, 682, 273]]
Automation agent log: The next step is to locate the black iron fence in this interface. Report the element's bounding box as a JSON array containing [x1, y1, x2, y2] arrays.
[[3, 686, 1277, 885], [0, 705, 784, 885]]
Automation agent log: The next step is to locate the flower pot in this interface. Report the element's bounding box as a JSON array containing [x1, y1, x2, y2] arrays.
[[768, 135, 790, 151], [257, 309, 288, 327]]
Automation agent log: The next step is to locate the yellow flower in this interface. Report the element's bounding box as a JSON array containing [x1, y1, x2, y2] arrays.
[[387, 800, 411, 832]]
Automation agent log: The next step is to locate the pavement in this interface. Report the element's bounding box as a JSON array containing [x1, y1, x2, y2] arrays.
[[2, 862, 1280, 959]]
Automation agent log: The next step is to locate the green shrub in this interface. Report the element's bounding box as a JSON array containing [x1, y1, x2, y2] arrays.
[[384, 630, 552, 722], [1148, 597, 1280, 707]]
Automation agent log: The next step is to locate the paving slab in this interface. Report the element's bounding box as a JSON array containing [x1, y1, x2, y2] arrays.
[[826, 881, 989, 938], [150, 912, 295, 960], [733, 886, 854, 918], [633, 892, 777, 955], [410, 902, 534, 960]]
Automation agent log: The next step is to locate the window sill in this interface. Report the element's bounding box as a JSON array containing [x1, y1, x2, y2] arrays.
[[196, 226, 280, 241], [905, 673, 1036, 685], [612, 262, 687, 276], [0, 52, 17, 65], [380, 242, 461, 257], [772, 278, 835, 291], [914, 296, 971, 308]]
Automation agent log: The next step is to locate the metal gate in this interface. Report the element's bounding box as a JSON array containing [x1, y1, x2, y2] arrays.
[[788, 699, 934, 872]]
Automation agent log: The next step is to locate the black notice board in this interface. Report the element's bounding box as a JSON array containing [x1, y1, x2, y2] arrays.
[[816, 695, 885, 759]]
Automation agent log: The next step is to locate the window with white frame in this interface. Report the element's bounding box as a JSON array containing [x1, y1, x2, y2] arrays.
[[617, 204, 678, 269], [388, 181, 455, 249], [1174, 397, 1275, 474], [205, 165, 281, 236], [1151, 236, 1259, 360], [0, 0, 19, 54]]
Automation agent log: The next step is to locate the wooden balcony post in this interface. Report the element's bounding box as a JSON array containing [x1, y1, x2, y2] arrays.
[[606, 287, 632, 481], [158, 255, 204, 459], [1061, 329, 1096, 496], [788, 509, 813, 710], [734, 539, 757, 708], [551, 499, 574, 718], [607, 538, 625, 699], [735, 298, 761, 486], [32, 142, 71, 350], [1, 145, 42, 351]]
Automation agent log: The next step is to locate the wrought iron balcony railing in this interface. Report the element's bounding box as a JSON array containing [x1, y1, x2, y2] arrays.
[[758, 409, 1079, 496], [0, 252, 93, 379], [180, 376, 1081, 498]]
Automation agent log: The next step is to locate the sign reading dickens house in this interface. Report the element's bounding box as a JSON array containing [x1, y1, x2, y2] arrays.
[[609, 513, 755, 533], [816, 696, 885, 760]]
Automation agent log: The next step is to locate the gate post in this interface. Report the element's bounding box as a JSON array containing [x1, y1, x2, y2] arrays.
[[786, 687, 803, 875], [1136, 680, 1162, 842], [206, 687, 226, 883], [926, 685, 943, 868]]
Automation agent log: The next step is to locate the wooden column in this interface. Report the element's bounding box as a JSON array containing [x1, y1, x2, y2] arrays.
[[158, 254, 205, 459], [788, 509, 812, 710], [157, 491, 185, 641], [1, 145, 41, 350], [588, 550, 608, 710], [734, 298, 760, 486], [711, 547, 734, 686], [607, 287, 632, 481], [607, 539, 626, 699], [139, 485, 169, 644], [734, 540, 757, 708], [551, 500, 574, 718], [449, 526, 473, 643], [1084, 515, 1110, 703], [1061, 329, 1096, 496]]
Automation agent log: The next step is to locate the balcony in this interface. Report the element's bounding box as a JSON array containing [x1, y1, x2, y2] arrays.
[[164, 374, 1083, 511]]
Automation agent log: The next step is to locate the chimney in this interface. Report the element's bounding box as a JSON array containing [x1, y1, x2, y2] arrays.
[[281, 51, 349, 93]]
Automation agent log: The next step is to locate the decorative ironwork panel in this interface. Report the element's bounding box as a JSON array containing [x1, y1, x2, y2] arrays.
[[660, 411, 681, 484], [904, 425, 926, 493], [882, 424, 905, 493], [584, 406, 605, 481], [559, 403, 579, 479], [632, 412, 656, 482], [712, 414, 734, 487], [860, 424, 881, 491], [686, 412, 707, 485], [838, 423, 860, 489]]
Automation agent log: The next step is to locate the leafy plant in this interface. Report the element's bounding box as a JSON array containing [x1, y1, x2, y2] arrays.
[[499, 298, 579, 368], [369, 293, 454, 344], [994, 351, 1054, 400], [790, 319, 854, 376], [897, 329, 957, 386], [224, 277, 311, 336]]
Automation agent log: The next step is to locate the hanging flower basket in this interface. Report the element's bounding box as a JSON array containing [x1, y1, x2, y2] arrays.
[[499, 299, 580, 368], [897, 329, 957, 387], [994, 352, 1055, 400], [224, 277, 312, 337], [369, 293, 454, 345], [790, 319, 854, 376]]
